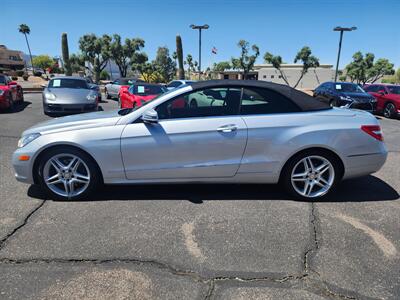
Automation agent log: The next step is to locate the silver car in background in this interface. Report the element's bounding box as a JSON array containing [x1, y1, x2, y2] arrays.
[[43, 77, 99, 116], [104, 78, 144, 99], [14, 80, 387, 201]]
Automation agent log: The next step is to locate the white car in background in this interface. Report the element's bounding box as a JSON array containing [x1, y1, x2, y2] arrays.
[[166, 80, 196, 90]]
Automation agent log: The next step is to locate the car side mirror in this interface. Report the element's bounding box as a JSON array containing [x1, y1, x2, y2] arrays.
[[8, 81, 17, 85], [142, 109, 158, 123], [378, 90, 385, 95]]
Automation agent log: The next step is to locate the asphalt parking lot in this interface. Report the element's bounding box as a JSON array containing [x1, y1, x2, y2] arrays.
[[0, 93, 399, 300]]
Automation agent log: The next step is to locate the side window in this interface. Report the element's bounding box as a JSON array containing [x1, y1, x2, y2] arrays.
[[240, 88, 301, 115], [156, 87, 241, 120]]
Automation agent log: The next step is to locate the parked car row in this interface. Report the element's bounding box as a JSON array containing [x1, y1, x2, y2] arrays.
[[313, 81, 400, 119]]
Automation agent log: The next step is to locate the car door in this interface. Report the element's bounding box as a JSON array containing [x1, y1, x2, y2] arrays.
[[237, 87, 303, 174], [120, 87, 248, 180], [6, 76, 18, 101]]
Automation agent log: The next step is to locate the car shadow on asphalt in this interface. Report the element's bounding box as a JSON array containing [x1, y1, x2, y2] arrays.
[[0, 101, 31, 114], [27, 175, 399, 204]]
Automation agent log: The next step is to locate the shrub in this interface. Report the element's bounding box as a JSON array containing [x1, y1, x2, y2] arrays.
[[16, 70, 24, 77], [34, 71, 43, 77], [22, 74, 29, 81], [99, 70, 110, 80], [12, 76, 18, 81]]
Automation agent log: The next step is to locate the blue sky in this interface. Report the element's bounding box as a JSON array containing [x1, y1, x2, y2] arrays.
[[1, 0, 399, 69]]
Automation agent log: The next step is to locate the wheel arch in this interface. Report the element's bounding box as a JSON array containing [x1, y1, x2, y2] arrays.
[[278, 146, 345, 183], [32, 144, 104, 185]]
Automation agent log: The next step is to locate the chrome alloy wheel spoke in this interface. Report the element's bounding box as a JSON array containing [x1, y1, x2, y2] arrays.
[[291, 156, 335, 198], [43, 154, 90, 198]]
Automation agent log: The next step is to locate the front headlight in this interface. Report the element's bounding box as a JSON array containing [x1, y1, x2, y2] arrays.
[[0, 90, 4, 96], [18, 133, 41, 148], [45, 92, 56, 100], [86, 91, 97, 101], [370, 98, 377, 102]]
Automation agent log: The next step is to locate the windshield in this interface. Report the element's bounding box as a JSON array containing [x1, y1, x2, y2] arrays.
[[130, 85, 167, 95], [118, 88, 176, 115], [48, 78, 88, 89], [334, 83, 365, 93], [387, 86, 400, 95]]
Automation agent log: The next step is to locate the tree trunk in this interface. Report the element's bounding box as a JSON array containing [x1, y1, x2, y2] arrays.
[[24, 34, 34, 74]]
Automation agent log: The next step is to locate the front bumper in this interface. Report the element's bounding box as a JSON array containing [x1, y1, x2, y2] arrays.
[[44, 103, 98, 114], [12, 142, 41, 184]]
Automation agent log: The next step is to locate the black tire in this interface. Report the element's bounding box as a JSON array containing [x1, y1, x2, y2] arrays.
[[329, 99, 338, 107], [36, 147, 102, 201], [18, 89, 24, 102], [281, 149, 342, 200], [190, 99, 198, 108], [105, 89, 111, 99], [383, 102, 396, 119], [6, 94, 14, 112]]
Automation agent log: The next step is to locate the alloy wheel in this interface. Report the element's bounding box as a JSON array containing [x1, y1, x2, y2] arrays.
[[43, 153, 91, 198], [383, 103, 395, 118], [291, 155, 335, 198]]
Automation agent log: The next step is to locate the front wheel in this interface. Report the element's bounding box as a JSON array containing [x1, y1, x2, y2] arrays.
[[383, 102, 396, 119], [105, 89, 111, 99], [281, 150, 341, 200], [37, 147, 101, 200], [329, 99, 338, 107]]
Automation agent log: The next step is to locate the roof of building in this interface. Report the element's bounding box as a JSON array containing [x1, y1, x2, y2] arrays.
[[189, 80, 330, 111]]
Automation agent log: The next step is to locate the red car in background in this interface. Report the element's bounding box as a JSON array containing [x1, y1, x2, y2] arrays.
[[364, 84, 400, 119], [0, 74, 24, 111], [118, 83, 167, 109]]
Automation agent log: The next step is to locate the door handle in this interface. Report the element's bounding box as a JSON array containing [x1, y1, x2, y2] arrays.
[[217, 124, 237, 133]]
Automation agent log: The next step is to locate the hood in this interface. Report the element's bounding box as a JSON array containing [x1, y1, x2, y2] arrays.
[[47, 88, 93, 103], [23, 109, 122, 136], [340, 92, 374, 102]]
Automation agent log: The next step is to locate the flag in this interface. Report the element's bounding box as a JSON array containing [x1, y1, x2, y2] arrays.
[[211, 47, 217, 54]]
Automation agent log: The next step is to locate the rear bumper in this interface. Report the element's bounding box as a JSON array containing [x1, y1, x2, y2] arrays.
[[342, 145, 388, 180]]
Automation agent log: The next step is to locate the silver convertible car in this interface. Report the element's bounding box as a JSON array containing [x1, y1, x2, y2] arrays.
[[13, 80, 387, 201]]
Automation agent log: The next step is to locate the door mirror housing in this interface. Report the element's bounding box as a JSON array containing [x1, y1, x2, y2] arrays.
[[141, 109, 158, 123], [378, 90, 386, 95], [8, 81, 17, 86]]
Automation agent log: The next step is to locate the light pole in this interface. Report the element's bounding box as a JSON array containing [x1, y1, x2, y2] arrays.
[[333, 26, 357, 82], [190, 24, 209, 80]]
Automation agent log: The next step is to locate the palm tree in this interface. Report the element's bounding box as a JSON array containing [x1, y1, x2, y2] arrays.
[[18, 24, 34, 73]]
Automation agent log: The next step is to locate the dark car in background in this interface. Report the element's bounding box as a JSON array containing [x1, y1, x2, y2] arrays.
[[313, 82, 377, 112], [363, 84, 400, 119]]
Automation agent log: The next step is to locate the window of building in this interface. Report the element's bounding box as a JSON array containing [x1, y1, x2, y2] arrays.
[[240, 87, 301, 115], [156, 87, 241, 120], [263, 75, 266, 79], [271, 75, 275, 79], [224, 74, 229, 79]]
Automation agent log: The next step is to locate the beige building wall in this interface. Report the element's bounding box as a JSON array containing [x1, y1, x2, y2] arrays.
[[0, 45, 25, 71]]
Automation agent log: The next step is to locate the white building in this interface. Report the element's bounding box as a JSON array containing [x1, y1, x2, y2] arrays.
[[216, 64, 335, 90]]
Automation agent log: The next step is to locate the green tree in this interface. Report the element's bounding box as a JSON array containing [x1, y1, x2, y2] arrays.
[[61, 33, 72, 76], [212, 61, 232, 72], [99, 69, 110, 80], [153, 47, 176, 82], [176, 35, 185, 80], [79, 34, 112, 82], [263, 52, 290, 85], [345, 52, 394, 85], [264, 46, 319, 88], [69, 53, 85, 73], [231, 40, 259, 80], [32, 55, 53, 76], [185, 54, 194, 79], [110, 34, 145, 77], [18, 24, 34, 72]]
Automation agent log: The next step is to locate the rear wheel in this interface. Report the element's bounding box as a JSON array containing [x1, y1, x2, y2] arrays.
[[37, 147, 101, 200], [383, 102, 396, 119], [281, 150, 341, 200], [190, 99, 198, 108], [105, 89, 111, 99], [17, 88, 24, 102]]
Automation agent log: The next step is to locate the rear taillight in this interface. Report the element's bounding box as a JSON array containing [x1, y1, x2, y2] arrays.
[[361, 125, 383, 141]]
